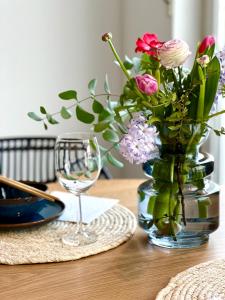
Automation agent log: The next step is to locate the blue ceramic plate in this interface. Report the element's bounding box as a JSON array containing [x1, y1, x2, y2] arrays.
[[0, 182, 65, 229]]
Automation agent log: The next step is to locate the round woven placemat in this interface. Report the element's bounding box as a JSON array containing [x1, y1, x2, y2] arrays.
[[0, 204, 136, 265], [156, 259, 225, 300]]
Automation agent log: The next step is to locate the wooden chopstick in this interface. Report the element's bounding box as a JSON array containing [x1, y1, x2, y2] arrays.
[[0, 175, 59, 202]]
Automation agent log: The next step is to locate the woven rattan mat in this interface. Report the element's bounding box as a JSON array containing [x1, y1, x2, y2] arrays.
[[0, 204, 136, 265], [156, 259, 225, 299]]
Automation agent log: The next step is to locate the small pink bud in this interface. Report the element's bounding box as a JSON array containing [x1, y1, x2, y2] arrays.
[[196, 55, 210, 67], [135, 74, 158, 96]]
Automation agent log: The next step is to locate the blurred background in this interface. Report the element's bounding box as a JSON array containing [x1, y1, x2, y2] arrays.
[[0, 0, 224, 181]]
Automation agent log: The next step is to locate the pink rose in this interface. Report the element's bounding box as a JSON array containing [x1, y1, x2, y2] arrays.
[[159, 39, 191, 68], [135, 33, 164, 58], [135, 74, 158, 95], [198, 36, 215, 54]]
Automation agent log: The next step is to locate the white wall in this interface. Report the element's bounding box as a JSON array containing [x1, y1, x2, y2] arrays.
[[0, 0, 122, 137], [172, 0, 203, 67]]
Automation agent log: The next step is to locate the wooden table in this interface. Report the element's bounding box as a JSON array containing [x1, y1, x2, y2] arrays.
[[0, 179, 224, 300]]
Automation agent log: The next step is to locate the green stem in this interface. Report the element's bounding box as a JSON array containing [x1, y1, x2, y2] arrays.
[[170, 156, 175, 183], [172, 70, 179, 95], [178, 66, 182, 86], [155, 69, 160, 87], [169, 156, 176, 239], [107, 40, 131, 81], [176, 162, 186, 226], [196, 66, 206, 121], [107, 39, 145, 100], [47, 93, 119, 119], [208, 109, 225, 120]]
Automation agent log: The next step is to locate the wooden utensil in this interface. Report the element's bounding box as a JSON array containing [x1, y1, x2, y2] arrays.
[[0, 176, 59, 202]]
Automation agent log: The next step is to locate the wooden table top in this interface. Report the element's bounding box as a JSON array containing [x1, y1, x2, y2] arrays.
[[0, 179, 224, 300]]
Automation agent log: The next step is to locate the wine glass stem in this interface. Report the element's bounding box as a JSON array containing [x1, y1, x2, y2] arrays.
[[77, 193, 84, 233]]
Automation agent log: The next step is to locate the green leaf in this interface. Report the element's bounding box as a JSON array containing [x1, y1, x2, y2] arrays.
[[93, 122, 109, 132], [104, 74, 110, 94], [76, 105, 95, 124], [88, 79, 97, 95], [166, 112, 182, 121], [92, 99, 104, 114], [27, 112, 43, 121], [108, 100, 118, 111], [103, 129, 120, 143], [99, 145, 107, 155], [46, 114, 59, 125], [204, 56, 220, 117], [40, 106, 47, 114], [98, 109, 113, 122], [60, 106, 72, 119], [132, 57, 141, 74], [168, 125, 182, 131], [58, 90, 77, 100], [43, 122, 48, 130], [206, 43, 215, 58], [148, 116, 161, 125], [123, 55, 134, 70], [106, 152, 124, 168], [89, 138, 97, 151]]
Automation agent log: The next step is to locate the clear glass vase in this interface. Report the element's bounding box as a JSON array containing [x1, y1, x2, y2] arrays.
[[138, 124, 220, 249]]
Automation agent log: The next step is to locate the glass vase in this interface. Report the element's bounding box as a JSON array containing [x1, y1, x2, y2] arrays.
[[138, 124, 220, 249]]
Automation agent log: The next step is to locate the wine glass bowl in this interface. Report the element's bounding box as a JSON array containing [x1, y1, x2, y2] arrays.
[[55, 132, 101, 246]]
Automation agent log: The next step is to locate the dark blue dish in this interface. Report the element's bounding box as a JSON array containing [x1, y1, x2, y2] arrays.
[[0, 182, 64, 229]]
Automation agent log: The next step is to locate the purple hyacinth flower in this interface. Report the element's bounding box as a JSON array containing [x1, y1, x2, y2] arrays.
[[119, 114, 158, 164]]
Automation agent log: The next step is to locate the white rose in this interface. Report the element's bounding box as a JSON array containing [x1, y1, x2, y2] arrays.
[[159, 39, 191, 68]]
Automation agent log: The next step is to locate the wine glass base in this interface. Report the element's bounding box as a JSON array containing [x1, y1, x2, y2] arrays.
[[62, 229, 98, 246]]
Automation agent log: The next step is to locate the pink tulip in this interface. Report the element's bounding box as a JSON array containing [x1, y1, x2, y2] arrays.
[[198, 36, 215, 54], [135, 74, 158, 96]]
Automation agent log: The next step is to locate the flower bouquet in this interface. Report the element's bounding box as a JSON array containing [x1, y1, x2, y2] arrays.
[[29, 32, 225, 248]]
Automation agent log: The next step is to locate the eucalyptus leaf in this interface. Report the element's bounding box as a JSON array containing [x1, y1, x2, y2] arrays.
[[58, 90, 77, 100], [132, 57, 141, 74], [98, 109, 113, 122], [92, 99, 104, 114], [40, 106, 47, 114], [103, 129, 120, 143], [46, 114, 59, 125], [93, 122, 109, 132], [88, 79, 97, 95], [123, 55, 134, 70], [89, 138, 97, 151], [99, 145, 107, 155], [27, 112, 43, 122], [104, 74, 110, 94], [76, 105, 95, 124], [106, 152, 124, 168], [60, 106, 72, 119]]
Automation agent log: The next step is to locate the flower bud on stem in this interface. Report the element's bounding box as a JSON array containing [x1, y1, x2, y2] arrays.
[[102, 33, 131, 81], [102, 32, 145, 100]]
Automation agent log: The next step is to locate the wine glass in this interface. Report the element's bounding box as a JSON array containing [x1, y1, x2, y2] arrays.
[[55, 132, 101, 246]]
